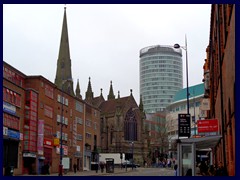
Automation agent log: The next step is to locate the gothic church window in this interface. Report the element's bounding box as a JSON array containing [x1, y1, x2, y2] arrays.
[[124, 109, 137, 141]]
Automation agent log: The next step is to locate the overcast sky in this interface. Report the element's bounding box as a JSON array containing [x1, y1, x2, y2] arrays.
[[3, 4, 211, 104]]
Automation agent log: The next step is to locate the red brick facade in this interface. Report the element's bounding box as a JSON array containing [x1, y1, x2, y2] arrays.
[[3, 62, 101, 175], [205, 4, 235, 176]]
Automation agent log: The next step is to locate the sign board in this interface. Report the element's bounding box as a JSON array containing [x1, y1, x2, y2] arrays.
[[8, 129, 20, 140], [3, 127, 8, 136], [199, 108, 207, 118], [54, 138, 59, 146], [197, 119, 218, 133], [200, 98, 210, 110], [62, 157, 70, 169], [178, 114, 191, 138], [3, 101, 16, 114]]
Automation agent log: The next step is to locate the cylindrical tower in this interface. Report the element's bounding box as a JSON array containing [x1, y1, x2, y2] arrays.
[[139, 45, 183, 113]]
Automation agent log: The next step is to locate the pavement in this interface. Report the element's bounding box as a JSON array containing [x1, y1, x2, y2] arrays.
[[19, 167, 141, 176]]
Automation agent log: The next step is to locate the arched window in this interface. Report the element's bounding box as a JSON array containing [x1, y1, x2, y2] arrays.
[[124, 109, 137, 141]]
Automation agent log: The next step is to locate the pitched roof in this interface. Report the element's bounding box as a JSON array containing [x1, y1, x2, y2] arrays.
[[99, 96, 137, 114]]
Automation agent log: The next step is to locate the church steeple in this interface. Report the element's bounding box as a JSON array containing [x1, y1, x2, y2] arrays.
[[85, 77, 94, 101], [54, 6, 74, 96], [75, 79, 82, 99], [107, 81, 115, 100]]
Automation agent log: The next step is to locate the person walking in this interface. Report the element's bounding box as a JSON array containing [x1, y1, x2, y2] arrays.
[[73, 163, 77, 173]]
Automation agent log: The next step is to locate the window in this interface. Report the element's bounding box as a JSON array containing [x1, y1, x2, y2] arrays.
[[44, 126, 53, 138], [3, 113, 19, 130], [77, 134, 83, 141], [44, 105, 53, 118], [3, 87, 21, 107], [86, 120, 92, 127], [124, 109, 137, 141], [86, 133, 91, 139], [76, 117, 83, 124], [45, 84, 54, 99], [75, 101, 83, 112]]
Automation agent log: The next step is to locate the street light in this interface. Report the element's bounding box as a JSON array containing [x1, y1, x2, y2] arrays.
[[174, 35, 190, 115], [59, 79, 71, 176], [58, 88, 64, 176], [131, 142, 134, 170]]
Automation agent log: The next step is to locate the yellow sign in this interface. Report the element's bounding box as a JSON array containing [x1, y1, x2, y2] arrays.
[[54, 138, 60, 146]]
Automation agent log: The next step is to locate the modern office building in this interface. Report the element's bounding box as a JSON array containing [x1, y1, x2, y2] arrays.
[[165, 83, 204, 160], [139, 45, 183, 113]]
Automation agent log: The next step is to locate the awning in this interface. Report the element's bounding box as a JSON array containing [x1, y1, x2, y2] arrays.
[[179, 135, 222, 150]]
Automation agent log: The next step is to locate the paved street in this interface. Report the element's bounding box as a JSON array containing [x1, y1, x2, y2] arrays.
[[18, 167, 175, 176]]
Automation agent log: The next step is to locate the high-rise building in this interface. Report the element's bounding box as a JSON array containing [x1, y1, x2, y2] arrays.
[[139, 45, 183, 113]]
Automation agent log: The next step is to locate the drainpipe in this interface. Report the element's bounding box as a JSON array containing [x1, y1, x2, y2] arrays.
[[83, 104, 86, 170], [216, 4, 227, 171]]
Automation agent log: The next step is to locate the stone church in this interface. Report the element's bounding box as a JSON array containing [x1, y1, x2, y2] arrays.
[[55, 6, 149, 165], [85, 79, 149, 164]]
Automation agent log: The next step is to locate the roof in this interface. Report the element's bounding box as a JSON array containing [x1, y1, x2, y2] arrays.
[[99, 95, 139, 116], [173, 83, 204, 102], [180, 135, 222, 150]]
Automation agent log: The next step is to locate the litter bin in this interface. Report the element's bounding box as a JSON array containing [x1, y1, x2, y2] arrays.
[[105, 158, 114, 173], [5, 166, 14, 176]]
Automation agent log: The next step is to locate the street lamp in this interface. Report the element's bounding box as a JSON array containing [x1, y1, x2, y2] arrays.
[[58, 88, 64, 176], [174, 35, 190, 115], [131, 142, 134, 170], [58, 79, 71, 176]]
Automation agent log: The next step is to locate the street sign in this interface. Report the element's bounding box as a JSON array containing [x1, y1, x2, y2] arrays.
[[178, 114, 191, 138], [197, 119, 218, 133]]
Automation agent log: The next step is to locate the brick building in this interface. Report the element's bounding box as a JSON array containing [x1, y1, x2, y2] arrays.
[[204, 4, 235, 175]]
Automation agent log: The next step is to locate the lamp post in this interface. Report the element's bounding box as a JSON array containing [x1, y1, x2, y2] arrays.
[[174, 35, 190, 115], [58, 79, 70, 176], [58, 87, 64, 176], [131, 142, 134, 170]]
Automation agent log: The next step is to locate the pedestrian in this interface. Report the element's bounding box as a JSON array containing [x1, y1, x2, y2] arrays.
[[95, 162, 99, 173], [73, 163, 77, 173], [100, 162, 104, 173], [46, 162, 50, 175], [174, 164, 178, 176], [185, 168, 192, 176]]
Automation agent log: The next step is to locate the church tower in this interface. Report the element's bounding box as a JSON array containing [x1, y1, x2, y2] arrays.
[[54, 6, 74, 96]]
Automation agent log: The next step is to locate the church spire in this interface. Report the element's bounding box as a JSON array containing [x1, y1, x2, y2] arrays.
[[75, 79, 82, 99], [54, 6, 74, 96], [107, 81, 115, 100], [85, 77, 94, 101]]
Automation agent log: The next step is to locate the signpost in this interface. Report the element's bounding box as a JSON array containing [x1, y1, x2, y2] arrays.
[[178, 114, 191, 138]]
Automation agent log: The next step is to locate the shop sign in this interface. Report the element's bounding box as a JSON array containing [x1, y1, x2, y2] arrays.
[[197, 119, 218, 133], [44, 139, 53, 147], [8, 129, 20, 140], [3, 101, 16, 114], [23, 152, 36, 158], [54, 138, 60, 146], [3, 126, 8, 136]]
